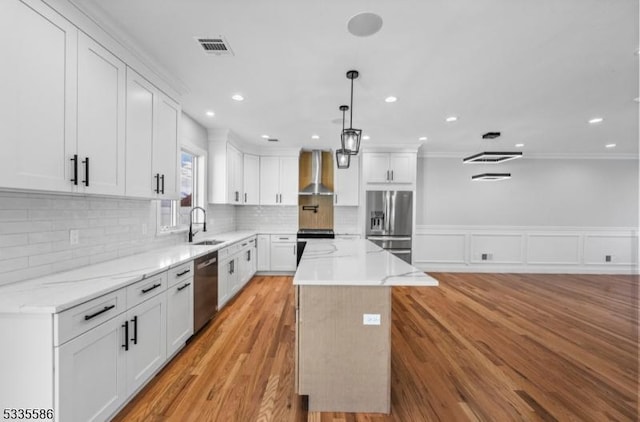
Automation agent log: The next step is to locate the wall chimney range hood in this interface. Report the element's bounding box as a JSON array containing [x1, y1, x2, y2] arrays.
[[299, 150, 334, 195]]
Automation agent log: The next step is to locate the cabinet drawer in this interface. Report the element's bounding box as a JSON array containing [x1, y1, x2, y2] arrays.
[[271, 234, 296, 242], [54, 288, 127, 346], [168, 261, 194, 288], [126, 272, 168, 309]]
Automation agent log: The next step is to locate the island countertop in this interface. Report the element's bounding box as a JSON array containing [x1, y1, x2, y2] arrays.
[[293, 239, 439, 287]]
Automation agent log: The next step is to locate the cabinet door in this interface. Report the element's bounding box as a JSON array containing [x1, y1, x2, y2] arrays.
[[257, 235, 271, 271], [270, 241, 297, 271], [166, 279, 193, 357], [243, 154, 260, 205], [363, 153, 390, 184], [229, 256, 241, 295], [57, 314, 127, 422], [279, 156, 299, 205], [218, 258, 232, 308], [259, 156, 280, 205], [227, 144, 243, 204], [334, 155, 359, 206], [126, 293, 167, 395], [76, 33, 126, 196], [388, 153, 414, 184], [125, 68, 155, 198], [0, 0, 77, 192], [154, 94, 180, 199]]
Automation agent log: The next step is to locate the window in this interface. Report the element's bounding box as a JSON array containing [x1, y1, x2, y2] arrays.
[[158, 147, 206, 233]]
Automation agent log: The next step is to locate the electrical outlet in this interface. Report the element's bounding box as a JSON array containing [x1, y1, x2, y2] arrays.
[[69, 229, 79, 245], [605, 255, 612, 262], [363, 314, 381, 326], [481, 253, 488, 261]]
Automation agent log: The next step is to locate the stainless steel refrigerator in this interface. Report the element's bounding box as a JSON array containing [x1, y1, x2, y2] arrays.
[[365, 190, 413, 263]]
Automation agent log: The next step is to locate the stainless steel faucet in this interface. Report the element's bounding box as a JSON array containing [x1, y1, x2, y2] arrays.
[[188, 206, 207, 243]]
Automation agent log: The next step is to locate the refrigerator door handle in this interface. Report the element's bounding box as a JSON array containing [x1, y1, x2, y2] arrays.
[[367, 236, 411, 241]]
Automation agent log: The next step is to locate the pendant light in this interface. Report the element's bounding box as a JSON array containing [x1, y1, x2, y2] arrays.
[[336, 105, 351, 169], [341, 70, 362, 155]]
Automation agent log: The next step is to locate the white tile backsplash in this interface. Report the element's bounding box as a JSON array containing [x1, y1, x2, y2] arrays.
[[334, 206, 360, 234], [206, 204, 237, 234], [236, 205, 298, 233], [0, 192, 183, 286]]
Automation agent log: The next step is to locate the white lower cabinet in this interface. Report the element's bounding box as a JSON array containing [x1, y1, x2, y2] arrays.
[[56, 314, 127, 422], [270, 235, 297, 271], [257, 234, 271, 271], [166, 278, 193, 358], [218, 237, 257, 310], [218, 254, 236, 309]]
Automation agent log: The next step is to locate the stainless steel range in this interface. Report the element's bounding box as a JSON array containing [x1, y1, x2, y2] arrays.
[[365, 190, 413, 263]]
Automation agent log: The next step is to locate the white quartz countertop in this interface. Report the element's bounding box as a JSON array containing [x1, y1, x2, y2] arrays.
[[293, 239, 439, 287], [0, 230, 257, 314]]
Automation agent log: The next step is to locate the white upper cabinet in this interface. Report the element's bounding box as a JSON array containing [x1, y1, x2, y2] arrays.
[[208, 138, 246, 205], [243, 154, 260, 205], [125, 68, 180, 199], [0, 0, 77, 192], [259, 156, 299, 206], [334, 155, 359, 206], [227, 144, 243, 204], [76, 33, 126, 196], [363, 152, 416, 186]]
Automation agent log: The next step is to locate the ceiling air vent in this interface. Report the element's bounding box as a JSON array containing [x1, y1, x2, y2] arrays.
[[267, 138, 279, 142], [195, 37, 234, 56], [482, 131, 501, 139]]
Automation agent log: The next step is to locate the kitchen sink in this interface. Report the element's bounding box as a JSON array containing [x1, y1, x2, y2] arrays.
[[194, 240, 225, 246]]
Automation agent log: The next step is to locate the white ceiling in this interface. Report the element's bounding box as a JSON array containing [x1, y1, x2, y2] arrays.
[[74, 0, 638, 156]]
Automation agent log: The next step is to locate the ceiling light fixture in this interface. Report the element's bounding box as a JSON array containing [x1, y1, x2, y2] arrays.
[[311, 135, 320, 140], [588, 117, 604, 124], [341, 70, 362, 155], [605, 143, 616, 148], [206, 111, 215, 117], [419, 136, 427, 141], [515, 143, 524, 148], [385, 96, 397, 103], [472, 173, 511, 181], [231, 94, 244, 101], [347, 12, 383, 37], [362, 135, 370, 140], [445, 116, 458, 122], [336, 105, 351, 169], [463, 151, 523, 163], [261, 134, 270, 139]]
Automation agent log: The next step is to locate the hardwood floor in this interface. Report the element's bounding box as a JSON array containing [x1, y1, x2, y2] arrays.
[[112, 273, 638, 422]]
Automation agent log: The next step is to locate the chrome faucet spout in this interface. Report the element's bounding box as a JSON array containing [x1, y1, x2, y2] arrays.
[[188, 206, 207, 243]]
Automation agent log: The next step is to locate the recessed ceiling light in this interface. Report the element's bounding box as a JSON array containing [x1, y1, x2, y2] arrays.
[[515, 143, 524, 148], [634, 97, 639, 103], [362, 135, 370, 140], [261, 134, 270, 139], [385, 96, 397, 103], [311, 135, 320, 140], [232, 94, 244, 101], [419, 136, 427, 141], [445, 116, 458, 122], [588, 117, 604, 124], [206, 110, 215, 117], [605, 143, 616, 148], [347, 12, 383, 37]]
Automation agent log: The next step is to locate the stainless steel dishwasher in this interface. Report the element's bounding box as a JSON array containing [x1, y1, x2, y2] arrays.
[[193, 251, 218, 333]]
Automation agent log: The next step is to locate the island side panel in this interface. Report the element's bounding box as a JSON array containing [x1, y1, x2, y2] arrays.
[[298, 285, 391, 413]]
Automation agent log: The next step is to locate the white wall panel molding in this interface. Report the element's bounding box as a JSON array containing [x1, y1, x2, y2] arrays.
[[414, 225, 638, 274]]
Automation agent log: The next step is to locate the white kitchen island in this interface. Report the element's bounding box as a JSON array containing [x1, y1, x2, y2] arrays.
[[293, 239, 438, 414]]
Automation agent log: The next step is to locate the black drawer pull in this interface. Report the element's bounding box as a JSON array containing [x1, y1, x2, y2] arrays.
[[141, 283, 162, 294], [177, 282, 191, 291], [176, 269, 191, 277], [122, 320, 129, 351], [84, 304, 115, 321]]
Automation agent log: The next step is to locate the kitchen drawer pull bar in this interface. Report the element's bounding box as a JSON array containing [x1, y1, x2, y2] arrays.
[[141, 283, 162, 294], [177, 282, 191, 291], [160, 174, 165, 194], [131, 316, 138, 345], [154, 174, 160, 194], [176, 269, 191, 277], [84, 304, 115, 321], [122, 320, 129, 351]]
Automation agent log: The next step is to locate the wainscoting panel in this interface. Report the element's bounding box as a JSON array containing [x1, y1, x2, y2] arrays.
[[413, 234, 466, 263], [527, 234, 581, 265], [414, 226, 638, 274]]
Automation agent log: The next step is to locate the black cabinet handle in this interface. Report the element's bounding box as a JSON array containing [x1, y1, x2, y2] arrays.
[[82, 157, 90, 186], [391, 170, 394, 181], [141, 283, 162, 294], [122, 320, 129, 351], [84, 304, 115, 321], [177, 269, 191, 277], [70, 154, 78, 185], [244, 193, 247, 203], [247, 250, 250, 261], [235, 191, 239, 202], [160, 174, 165, 194], [154, 174, 160, 194], [131, 316, 138, 345], [177, 282, 191, 291]]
